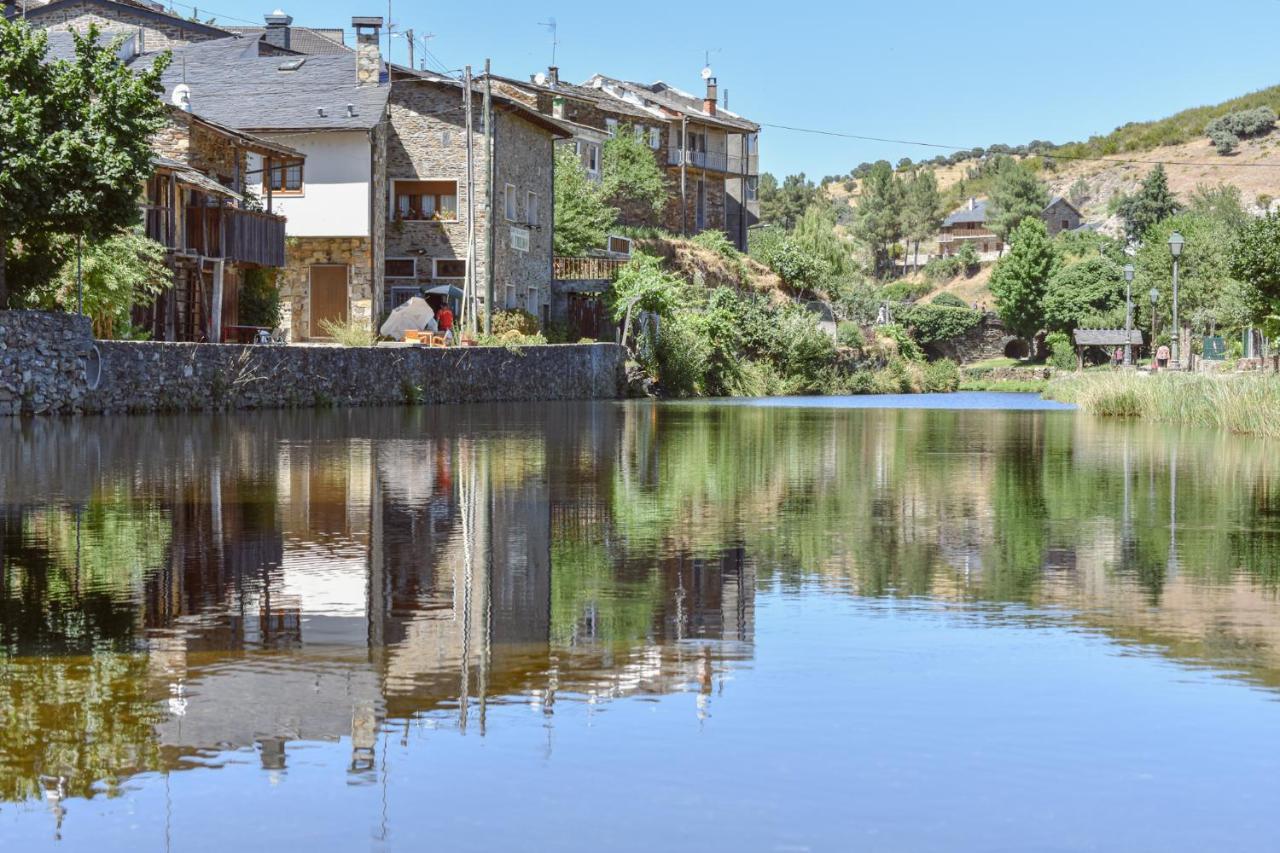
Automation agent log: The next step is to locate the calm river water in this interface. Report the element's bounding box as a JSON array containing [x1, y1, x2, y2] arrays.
[[3, 394, 1280, 851]]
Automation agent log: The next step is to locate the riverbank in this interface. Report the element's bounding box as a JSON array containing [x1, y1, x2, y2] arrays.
[[1045, 371, 1280, 437], [0, 310, 626, 415]]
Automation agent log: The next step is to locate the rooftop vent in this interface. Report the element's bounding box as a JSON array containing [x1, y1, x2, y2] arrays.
[[278, 58, 306, 72], [317, 107, 326, 117], [346, 103, 356, 117]]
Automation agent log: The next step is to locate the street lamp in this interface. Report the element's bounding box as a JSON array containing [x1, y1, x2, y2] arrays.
[[1123, 264, 1135, 366], [1168, 231, 1184, 370], [1149, 286, 1160, 366]]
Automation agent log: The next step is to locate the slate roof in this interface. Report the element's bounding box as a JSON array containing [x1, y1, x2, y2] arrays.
[[943, 199, 990, 226], [391, 67, 573, 138], [484, 72, 662, 123], [149, 38, 389, 131], [12, 0, 235, 40], [225, 26, 351, 55], [153, 154, 242, 199], [587, 75, 760, 132], [1044, 196, 1082, 216], [40, 28, 138, 62]]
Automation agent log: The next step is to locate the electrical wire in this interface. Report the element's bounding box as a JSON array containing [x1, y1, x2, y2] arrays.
[[760, 121, 1280, 169]]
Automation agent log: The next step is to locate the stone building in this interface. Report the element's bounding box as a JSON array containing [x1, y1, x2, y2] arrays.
[[1043, 196, 1084, 237], [489, 67, 761, 251], [7, 0, 236, 52], [941, 195, 1088, 258]]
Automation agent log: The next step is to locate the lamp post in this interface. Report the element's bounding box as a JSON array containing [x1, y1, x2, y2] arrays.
[[1168, 231, 1184, 370], [1123, 264, 1135, 366], [1149, 287, 1160, 367]]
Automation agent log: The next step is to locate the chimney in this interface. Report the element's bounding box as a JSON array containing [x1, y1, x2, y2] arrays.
[[704, 75, 718, 117], [547, 66, 559, 87], [352, 16, 383, 85], [263, 9, 292, 50], [968, 196, 978, 211]]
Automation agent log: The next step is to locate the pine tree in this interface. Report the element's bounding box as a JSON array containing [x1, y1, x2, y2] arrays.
[[852, 161, 904, 277], [902, 170, 944, 270], [989, 218, 1058, 340], [988, 156, 1050, 248], [1117, 164, 1180, 245]]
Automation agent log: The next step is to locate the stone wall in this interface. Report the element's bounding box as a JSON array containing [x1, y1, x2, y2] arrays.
[[493, 109, 554, 319], [922, 314, 1027, 364], [0, 311, 626, 416], [277, 237, 375, 341]]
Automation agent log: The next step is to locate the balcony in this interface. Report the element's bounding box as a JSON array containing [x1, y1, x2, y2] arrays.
[[667, 149, 729, 173], [185, 206, 288, 267]]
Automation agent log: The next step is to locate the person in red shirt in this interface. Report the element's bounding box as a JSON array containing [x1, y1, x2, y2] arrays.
[[436, 303, 454, 343]]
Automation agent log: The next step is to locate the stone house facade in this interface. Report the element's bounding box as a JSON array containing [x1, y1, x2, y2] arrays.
[[11, 0, 235, 52], [489, 69, 760, 252], [1043, 196, 1084, 236]]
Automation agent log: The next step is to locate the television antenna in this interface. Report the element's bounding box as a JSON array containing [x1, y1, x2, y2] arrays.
[[537, 18, 559, 67]]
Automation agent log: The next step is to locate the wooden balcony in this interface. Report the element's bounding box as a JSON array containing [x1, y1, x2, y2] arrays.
[[185, 206, 287, 267]]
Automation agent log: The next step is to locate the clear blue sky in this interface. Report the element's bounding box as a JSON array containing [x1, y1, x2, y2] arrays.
[[182, 0, 1278, 179]]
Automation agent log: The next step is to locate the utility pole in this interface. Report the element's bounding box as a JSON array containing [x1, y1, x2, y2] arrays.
[[483, 58, 496, 335], [405, 28, 413, 72], [463, 65, 477, 336]]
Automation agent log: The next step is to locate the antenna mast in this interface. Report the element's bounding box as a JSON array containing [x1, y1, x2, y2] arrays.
[[537, 18, 559, 67]]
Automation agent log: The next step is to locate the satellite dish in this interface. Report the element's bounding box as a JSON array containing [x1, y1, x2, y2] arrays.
[[171, 83, 192, 111], [534, 72, 547, 86], [701, 65, 713, 80]]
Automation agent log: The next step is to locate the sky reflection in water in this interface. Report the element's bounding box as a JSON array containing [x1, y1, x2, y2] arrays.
[[1, 395, 1279, 852]]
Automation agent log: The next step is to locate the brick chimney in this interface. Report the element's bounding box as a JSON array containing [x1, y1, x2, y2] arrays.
[[547, 66, 559, 87], [352, 16, 383, 85], [704, 75, 718, 117], [263, 9, 292, 50]]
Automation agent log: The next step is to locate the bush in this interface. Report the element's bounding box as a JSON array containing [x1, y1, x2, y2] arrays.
[[1045, 330, 1075, 370], [1205, 107, 1277, 155], [654, 311, 709, 397], [690, 229, 739, 259], [319, 317, 377, 347], [836, 322, 865, 351], [931, 291, 968, 308], [922, 359, 961, 392], [956, 241, 981, 274], [923, 255, 964, 283], [777, 309, 838, 389], [877, 323, 923, 361], [763, 237, 830, 292], [896, 303, 982, 345], [881, 279, 933, 303], [492, 308, 540, 335], [239, 267, 281, 330]]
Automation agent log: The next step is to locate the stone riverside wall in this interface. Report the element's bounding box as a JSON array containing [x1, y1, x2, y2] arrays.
[[0, 311, 625, 416]]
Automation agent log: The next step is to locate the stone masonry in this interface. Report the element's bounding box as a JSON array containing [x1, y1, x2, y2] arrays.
[[25, 0, 231, 52], [278, 237, 374, 341], [0, 310, 626, 415]]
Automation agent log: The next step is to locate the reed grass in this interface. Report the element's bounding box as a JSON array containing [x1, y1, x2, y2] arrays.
[[1045, 372, 1280, 437]]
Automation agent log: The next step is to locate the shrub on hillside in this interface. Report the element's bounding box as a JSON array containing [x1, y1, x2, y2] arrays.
[[922, 359, 961, 393], [896, 303, 983, 345], [1205, 107, 1277, 154], [931, 291, 968, 309], [691, 228, 739, 259], [876, 323, 923, 361], [654, 311, 709, 398], [956, 241, 981, 275], [923, 255, 964, 284], [836, 322, 865, 351], [881, 279, 933, 303]]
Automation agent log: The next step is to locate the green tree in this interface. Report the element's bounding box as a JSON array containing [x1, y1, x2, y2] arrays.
[[553, 144, 617, 255], [988, 156, 1049, 247], [902, 169, 944, 270], [1134, 212, 1249, 336], [852, 161, 904, 277], [1116, 164, 1179, 245], [239, 267, 282, 330], [1042, 256, 1125, 332], [989, 218, 1058, 340], [763, 237, 829, 292], [792, 202, 855, 278], [759, 172, 819, 229], [1229, 211, 1280, 333], [0, 21, 171, 306], [601, 126, 666, 223], [26, 231, 172, 338]]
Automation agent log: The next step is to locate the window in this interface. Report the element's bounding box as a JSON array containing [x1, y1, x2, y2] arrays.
[[607, 235, 633, 257], [434, 258, 466, 278], [605, 118, 618, 137], [649, 127, 661, 149], [634, 125, 645, 142], [393, 179, 458, 221], [504, 183, 517, 221], [527, 191, 539, 227], [511, 226, 530, 252], [267, 159, 304, 194], [575, 140, 601, 175], [384, 258, 416, 279], [1062, 219, 1070, 231], [440, 130, 452, 147], [746, 176, 758, 201]]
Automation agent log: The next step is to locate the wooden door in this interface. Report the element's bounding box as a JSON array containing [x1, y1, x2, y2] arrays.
[[310, 264, 348, 337]]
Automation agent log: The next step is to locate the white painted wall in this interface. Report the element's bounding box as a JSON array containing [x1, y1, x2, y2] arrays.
[[247, 130, 372, 237]]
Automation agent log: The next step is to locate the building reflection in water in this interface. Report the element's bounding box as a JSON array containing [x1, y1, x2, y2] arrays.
[[0, 406, 757, 819]]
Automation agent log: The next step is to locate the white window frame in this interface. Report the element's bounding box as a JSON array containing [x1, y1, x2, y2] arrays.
[[633, 125, 645, 142], [384, 257, 417, 279], [606, 235, 633, 257], [605, 117, 618, 137], [649, 127, 661, 149], [433, 258, 467, 279], [504, 183, 517, 222], [526, 191, 539, 227], [510, 226, 530, 253]]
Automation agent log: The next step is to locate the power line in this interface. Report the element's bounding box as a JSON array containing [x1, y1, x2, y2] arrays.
[[760, 121, 1280, 170]]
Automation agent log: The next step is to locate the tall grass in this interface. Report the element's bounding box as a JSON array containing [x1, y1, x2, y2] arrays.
[[1046, 372, 1280, 437]]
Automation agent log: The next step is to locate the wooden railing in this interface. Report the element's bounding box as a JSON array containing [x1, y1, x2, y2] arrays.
[[184, 206, 287, 267], [554, 256, 626, 281]]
